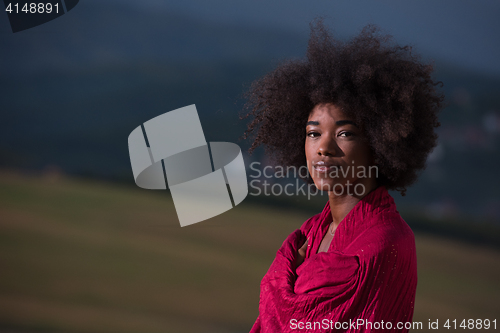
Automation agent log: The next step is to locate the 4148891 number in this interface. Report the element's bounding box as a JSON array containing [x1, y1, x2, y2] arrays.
[[444, 319, 497, 330], [5, 3, 59, 14]]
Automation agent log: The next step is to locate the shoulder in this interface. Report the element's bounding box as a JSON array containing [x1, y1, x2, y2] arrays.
[[299, 211, 324, 236], [371, 211, 415, 244], [297, 200, 330, 235], [351, 211, 416, 261]]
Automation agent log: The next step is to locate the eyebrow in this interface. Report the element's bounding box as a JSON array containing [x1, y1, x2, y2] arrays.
[[306, 120, 359, 127]]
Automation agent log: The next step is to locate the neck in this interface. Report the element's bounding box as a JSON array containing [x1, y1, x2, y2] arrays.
[[327, 179, 377, 228]]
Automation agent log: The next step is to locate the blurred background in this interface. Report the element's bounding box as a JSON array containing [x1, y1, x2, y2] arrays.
[[1, 0, 499, 332]]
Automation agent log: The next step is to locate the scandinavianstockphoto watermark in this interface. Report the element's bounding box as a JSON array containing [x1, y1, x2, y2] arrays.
[[289, 318, 422, 331], [289, 318, 498, 330], [248, 162, 378, 199]]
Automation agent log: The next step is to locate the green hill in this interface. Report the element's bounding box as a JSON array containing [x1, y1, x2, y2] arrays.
[[0, 172, 498, 332]]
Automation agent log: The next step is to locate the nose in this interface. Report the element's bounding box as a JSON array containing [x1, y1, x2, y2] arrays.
[[317, 134, 337, 157]]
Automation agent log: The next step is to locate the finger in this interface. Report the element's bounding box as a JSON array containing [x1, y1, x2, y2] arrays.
[[299, 238, 309, 251], [298, 238, 309, 256]]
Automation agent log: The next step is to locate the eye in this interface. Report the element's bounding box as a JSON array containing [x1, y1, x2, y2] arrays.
[[338, 131, 354, 138], [307, 131, 320, 138]]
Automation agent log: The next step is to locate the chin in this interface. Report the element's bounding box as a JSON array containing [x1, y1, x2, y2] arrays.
[[313, 178, 365, 195], [313, 178, 343, 192]]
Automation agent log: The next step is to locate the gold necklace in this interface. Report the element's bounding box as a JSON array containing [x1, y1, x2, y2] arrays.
[[329, 222, 336, 236]]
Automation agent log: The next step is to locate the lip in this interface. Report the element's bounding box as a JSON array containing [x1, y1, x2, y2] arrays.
[[312, 161, 340, 174]]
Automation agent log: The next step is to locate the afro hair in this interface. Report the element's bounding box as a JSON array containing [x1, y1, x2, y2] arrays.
[[242, 21, 444, 196]]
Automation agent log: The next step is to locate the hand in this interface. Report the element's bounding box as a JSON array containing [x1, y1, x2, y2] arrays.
[[295, 238, 308, 268]]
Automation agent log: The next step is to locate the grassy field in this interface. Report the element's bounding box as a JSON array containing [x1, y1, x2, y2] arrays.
[[0, 171, 499, 332]]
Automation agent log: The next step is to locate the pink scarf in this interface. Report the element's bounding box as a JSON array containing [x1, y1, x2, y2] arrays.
[[250, 186, 417, 332]]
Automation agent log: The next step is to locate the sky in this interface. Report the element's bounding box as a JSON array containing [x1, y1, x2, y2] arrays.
[[111, 0, 500, 76]]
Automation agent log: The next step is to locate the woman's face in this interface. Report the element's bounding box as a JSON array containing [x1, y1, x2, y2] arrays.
[[305, 103, 376, 196]]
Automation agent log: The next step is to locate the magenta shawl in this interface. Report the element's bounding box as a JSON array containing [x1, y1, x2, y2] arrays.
[[250, 186, 417, 332]]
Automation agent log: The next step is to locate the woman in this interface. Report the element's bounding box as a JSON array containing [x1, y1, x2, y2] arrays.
[[243, 21, 444, 332]]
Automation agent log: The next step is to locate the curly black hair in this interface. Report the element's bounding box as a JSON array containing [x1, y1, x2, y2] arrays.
[[242, 21, 444, 196]]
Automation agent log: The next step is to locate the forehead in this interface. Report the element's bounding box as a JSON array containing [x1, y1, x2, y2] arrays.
[[307, 103, 351, 121]]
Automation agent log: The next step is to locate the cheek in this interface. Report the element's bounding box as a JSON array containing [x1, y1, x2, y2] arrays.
[[305, 157, 314, 176], [304, 139, 312, 155], [304, 141, 313, 165], [350, 144, 372, 166]]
